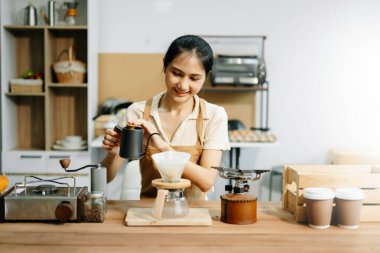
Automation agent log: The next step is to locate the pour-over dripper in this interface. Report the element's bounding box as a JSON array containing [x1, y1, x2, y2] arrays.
[[151, 178, 191, 219], [152, 151, 191, 182], [151, 151, 191, 219], [64, 1, 79, 25]]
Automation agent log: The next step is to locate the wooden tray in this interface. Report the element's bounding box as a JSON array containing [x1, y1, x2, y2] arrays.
[[282, 165, 380, 222], [125, 208, 212, 226]]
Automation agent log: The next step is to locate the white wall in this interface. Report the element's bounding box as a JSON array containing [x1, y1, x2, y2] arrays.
[[97, 0, 380, 199]]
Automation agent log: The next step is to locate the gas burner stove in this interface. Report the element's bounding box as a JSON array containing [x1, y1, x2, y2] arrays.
[[212, 166, 270, 225], [33, 184, 58, 195], [212, 166, 269, 194], [0, 175, 87, 222], [214, 167, 269, 180]]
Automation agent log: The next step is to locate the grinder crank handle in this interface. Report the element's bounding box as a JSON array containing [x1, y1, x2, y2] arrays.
[[59, 159, 99, 172], [65, 164, 100, 172]]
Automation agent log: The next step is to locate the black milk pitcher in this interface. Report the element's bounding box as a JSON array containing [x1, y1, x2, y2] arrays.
[[114, 125, 144, 160]]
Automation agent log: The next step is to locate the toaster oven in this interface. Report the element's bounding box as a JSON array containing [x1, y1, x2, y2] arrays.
[[211, 55, 266, 87]]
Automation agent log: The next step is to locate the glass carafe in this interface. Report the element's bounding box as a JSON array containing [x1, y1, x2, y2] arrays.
[[152, 189, 189, 218]]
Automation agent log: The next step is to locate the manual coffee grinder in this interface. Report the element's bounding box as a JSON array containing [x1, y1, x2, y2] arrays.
[[212, 166, 269, 225], [59, 159, 107, 203]]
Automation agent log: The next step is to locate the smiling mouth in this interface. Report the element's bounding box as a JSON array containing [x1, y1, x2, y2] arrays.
[[173, 88, 189, 96]]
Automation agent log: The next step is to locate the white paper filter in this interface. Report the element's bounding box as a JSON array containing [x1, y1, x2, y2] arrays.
[[152, 151, 191, 182]]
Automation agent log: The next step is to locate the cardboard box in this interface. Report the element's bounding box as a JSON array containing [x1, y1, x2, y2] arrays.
[[283, 164, 380, 222]]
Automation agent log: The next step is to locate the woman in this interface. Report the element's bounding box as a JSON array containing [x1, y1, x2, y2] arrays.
[[101, 35, 230, 200]]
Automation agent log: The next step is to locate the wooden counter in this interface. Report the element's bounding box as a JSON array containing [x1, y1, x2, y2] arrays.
[[1, 200, 379, 253]]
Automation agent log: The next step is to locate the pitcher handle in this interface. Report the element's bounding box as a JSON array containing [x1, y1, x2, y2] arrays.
[[142, 132, 160, 156], [152, 189, 169, 219]]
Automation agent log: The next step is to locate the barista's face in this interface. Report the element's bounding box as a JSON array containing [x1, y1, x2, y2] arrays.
[[164, 51, 206, 104]]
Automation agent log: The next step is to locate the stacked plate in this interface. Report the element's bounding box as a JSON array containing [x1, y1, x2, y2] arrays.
[[53, 135, 87, 151]]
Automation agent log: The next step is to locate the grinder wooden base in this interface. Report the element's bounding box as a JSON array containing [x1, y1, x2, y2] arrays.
[[220, 193, 257, 225]]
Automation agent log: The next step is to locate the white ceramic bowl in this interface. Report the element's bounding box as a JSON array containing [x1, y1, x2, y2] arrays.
[[64, 135, 82, 145]]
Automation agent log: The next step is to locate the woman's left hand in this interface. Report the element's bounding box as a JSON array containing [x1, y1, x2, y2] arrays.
[[128, 119, 156, 135], [128, 119, 171, 151]]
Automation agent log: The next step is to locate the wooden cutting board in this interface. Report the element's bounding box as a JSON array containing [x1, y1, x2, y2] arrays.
[[125, 208, 212, 226]]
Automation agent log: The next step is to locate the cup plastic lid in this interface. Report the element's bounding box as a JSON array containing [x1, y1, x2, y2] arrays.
[[335, 187, 365, 200], [303, 187, 335, 200]]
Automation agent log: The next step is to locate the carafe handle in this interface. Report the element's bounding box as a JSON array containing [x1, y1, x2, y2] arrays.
[[152, 189, 169, 219]]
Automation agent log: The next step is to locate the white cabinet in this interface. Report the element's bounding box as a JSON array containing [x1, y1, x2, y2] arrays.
[[2, 150, 92, 187], [2, 151, 46, 173], [0, 0, 99, 188]]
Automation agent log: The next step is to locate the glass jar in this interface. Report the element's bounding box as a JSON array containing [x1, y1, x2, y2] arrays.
[[84, 191, 105, 222]]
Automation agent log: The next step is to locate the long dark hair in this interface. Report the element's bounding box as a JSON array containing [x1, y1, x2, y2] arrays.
[[163, 35, 213, 75]]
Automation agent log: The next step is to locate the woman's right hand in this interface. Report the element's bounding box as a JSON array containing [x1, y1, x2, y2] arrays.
[[101, 128, 121, 155]]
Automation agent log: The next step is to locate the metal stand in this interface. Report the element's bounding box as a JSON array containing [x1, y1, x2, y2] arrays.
[[251, 82, 270, 132], [228, 147, 241, 192]]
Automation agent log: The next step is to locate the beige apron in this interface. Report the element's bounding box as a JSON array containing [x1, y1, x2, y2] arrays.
[[139, 97, 205, 200]]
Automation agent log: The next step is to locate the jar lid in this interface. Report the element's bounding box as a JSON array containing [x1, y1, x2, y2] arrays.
[[86, 191, 104, 198], [335, 187, 365, 200], [303, 187, 335, 200]]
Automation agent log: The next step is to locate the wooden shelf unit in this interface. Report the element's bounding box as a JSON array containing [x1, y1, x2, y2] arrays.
[[1, 0, 94, 190], [1, 25, 89, 151]]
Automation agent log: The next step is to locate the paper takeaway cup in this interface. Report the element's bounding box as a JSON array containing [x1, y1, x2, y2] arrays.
[[335, 188, 365, 229], [304, 188, 335, 229]]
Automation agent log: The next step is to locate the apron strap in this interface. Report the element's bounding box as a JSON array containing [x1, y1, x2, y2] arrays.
[[196, 98, 205, 146], [143, 98, 153, 121]]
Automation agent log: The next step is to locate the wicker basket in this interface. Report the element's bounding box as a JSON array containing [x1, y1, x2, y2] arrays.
[[10, 79, 43, 93], [53, 46, 86, 84], [55, 71, 85, 84]]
